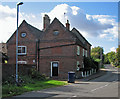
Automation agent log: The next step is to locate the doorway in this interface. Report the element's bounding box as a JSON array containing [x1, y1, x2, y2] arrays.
[[51, 61, 59, 77]]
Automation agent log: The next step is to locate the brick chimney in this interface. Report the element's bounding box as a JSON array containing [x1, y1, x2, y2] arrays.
[[66, 20, 70, 30], [43, 14, 50, 30]]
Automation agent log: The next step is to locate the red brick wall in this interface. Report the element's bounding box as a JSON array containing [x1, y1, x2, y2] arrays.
[[7, 21, 36, 65], [38, 19, 77, 78]]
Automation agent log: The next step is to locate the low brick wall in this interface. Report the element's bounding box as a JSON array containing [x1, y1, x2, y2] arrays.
[[2, 64, 36, 80]]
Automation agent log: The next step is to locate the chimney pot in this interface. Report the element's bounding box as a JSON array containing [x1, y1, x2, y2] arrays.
[[66, 20, 70, 30]]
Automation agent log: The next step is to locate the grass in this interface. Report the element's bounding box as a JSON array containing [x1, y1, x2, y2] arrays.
[[117, 65, 120, 68], [2, 80, 67, 98]]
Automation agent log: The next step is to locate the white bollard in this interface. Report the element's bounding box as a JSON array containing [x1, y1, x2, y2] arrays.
[[82, 72, 84, 77], [92, 69, 93, 74], [87, 71, 89, 76], [85, 71, 86, 77], [89, 70, 90, 75], [95, 69, 96, 73]]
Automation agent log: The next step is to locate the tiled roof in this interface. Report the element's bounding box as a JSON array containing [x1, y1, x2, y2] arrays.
[[23, 20, 43, 39]]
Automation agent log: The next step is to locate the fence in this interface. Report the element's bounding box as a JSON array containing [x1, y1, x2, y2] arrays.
[[2, 64, 36, 80]]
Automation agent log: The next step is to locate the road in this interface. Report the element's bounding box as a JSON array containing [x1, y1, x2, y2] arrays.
[[15, 64, 119, 98]]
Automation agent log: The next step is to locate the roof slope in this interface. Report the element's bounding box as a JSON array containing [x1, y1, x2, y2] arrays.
[[45, 18, 91, 47], [71, 28, 91, 46], [23, 20, 43, 38], [7, 20, 43, 43]]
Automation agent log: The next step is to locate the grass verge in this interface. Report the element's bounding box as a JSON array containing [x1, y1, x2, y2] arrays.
[[2, 80, 67, 98]]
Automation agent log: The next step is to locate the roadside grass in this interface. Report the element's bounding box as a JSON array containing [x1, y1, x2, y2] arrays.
[[117, 65, 120, 68], [2, 80, 67, 98]]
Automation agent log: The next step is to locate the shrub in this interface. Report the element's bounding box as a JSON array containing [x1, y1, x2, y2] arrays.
[[28, 68, 46, 80]]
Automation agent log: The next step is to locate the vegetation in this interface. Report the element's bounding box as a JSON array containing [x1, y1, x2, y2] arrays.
[[91, 46, 104, 61], [91, 46, 103, 69], [83, 56, 98, 71], [104, 46, 120, 67], [2, 68, 67, 98]]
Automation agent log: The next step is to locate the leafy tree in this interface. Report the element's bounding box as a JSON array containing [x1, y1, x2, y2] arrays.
[[116, 45, 120, 65], [104, 53, 110, 64], [107, 51, 116, 64], [91, 46, 104, 63]]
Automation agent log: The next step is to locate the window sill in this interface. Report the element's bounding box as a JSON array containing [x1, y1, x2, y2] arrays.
[[18, 53, 27, 55]]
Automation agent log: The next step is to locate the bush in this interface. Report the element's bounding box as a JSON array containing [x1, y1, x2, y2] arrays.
[[28, 68, 46, 80], [83, 56, 97, 70], [2, 74, 35, 86]]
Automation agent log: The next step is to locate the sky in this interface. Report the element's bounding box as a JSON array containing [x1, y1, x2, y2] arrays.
[[0, 2, 119, 54]]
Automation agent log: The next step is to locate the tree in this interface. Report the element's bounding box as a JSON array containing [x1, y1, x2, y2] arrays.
[[91, 46, 104, 63], [116, 45, 120, 66], [104, 53, 110, 64], [107, 51, 116, 64]]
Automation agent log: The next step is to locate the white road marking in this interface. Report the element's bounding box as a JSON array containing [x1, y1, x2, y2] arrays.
[[73, 95, 77, 97], [91, 83, 109, 92]]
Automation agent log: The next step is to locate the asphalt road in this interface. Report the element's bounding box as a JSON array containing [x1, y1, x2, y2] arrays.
[[14, 64, 119, 98]]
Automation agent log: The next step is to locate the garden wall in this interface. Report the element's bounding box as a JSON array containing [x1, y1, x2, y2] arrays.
[[2, 64, 36, 80]]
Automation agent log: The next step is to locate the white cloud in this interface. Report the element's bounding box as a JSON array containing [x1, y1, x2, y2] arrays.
[[110, 47, 116, 52], [0, 3, 118, 43], [99, 34, 108, 38], [0, 4, 41, 43], [41, 4, 117, 40]]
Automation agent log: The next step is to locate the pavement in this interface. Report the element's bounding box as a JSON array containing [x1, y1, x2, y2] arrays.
[[76, 68, 107, 82]]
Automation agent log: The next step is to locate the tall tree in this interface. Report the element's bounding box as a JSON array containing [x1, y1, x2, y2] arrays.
[[91, 46, 104, 61]]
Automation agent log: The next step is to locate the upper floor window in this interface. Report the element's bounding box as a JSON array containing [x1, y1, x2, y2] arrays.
[[18, 46, 27, 55], [21, 32, 26, 38], [77, 46, 80, 55], [53, 30, 59, 36], [86, 50, 87, 57], [83, 48, 84, 56]]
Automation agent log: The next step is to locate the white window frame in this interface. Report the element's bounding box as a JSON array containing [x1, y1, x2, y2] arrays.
[[77, 46, 80, 55], [51, 61, 59, 77], [17, 61, 27, 64], [86, 50, 87, 57], [83, 48, 84, 56], [82, 61, 84, 68], [77, 61, 80, 71], [18, 46, 27, 55]]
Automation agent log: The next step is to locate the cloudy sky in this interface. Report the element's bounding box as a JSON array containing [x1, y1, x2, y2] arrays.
[[0, 2, 118, 54]]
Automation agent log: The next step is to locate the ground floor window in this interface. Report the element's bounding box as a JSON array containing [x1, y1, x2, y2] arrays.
[[77, 61, 80, 71], [17, 61, 27, 64]]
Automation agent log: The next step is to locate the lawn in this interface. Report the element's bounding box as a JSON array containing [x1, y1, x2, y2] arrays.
[[2, 80, 67, 98]]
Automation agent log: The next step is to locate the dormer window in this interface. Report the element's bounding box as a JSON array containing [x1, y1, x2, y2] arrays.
[[53, 30, 59, 36], [21, 32, 26, 38]]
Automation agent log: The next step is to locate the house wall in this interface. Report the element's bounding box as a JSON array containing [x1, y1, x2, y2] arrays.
[[7, 18, 91, 79], [7, 22, 37, 65], [38, 19, 77, 78]]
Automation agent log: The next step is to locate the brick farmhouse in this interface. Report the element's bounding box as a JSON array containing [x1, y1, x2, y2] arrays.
[[7, 15, 91, 79]]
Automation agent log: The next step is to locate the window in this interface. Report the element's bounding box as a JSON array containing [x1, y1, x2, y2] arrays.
[[53, 30, 59, 35], [82, 61, 84, 68], [18, 61, 27, 64], [18, 46, 27, 55], [77, 46, 80, 55], [21, 32, 26, 38], [77, 61, 80, 71], [83, 48, 84, 56], [86, 50, 87, 57]]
